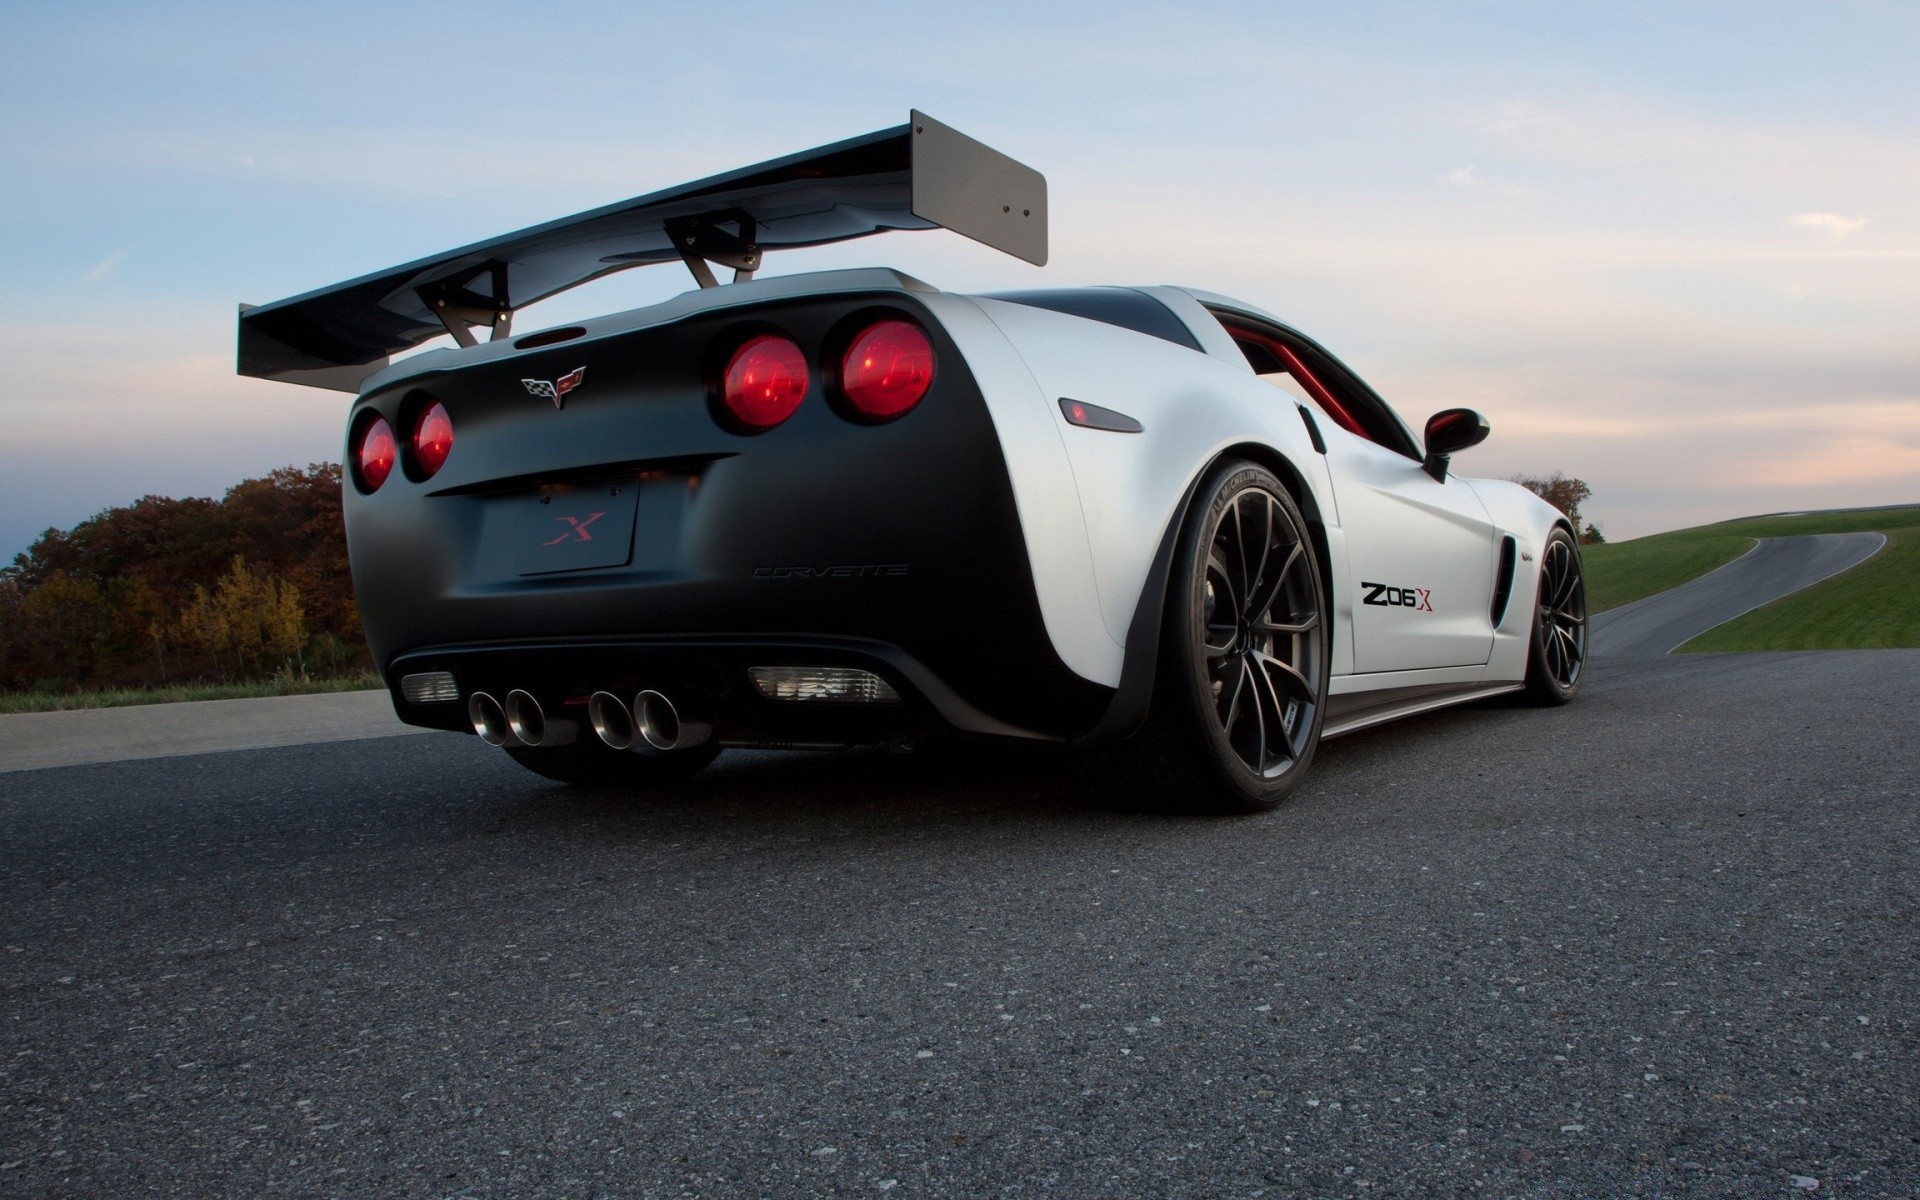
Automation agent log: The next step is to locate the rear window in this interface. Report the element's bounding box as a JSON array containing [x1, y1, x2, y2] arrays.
[[982, 288, 1203, 351]]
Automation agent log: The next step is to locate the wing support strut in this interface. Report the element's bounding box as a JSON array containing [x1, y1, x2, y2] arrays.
[[667, 212, 761, 289], [419, 262, 513, 347]]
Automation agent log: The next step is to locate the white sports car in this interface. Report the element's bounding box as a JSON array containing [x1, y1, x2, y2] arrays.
[[238, 111, 1586, 813]]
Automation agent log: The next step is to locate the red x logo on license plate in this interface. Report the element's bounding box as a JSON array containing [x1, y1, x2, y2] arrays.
[[543, 511, 606, 545]]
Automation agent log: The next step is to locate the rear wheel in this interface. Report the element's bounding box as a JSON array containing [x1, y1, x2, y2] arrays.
[[1083, 461, 1329, 815], [503, 740, 720, 787], [1522, 527, 1586, 705]]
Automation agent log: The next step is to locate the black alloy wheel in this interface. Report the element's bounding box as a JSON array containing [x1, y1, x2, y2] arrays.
[[1199, 477, 1325, 781], [1083, 461, 1329, 814], [1523, 527, 1586, 704]]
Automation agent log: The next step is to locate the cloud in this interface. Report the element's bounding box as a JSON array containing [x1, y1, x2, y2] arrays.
[[1746, 433, 1920, 488], [1440, 164, 1477, 186], [80, 249, 128, 285], [1787, 211, 1869, 240], [0, 319, 344, 557], [1462, 97, 1920, 227]]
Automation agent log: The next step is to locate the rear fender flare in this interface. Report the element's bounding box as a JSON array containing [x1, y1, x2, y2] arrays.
[[1076, 444, 1328, 744]]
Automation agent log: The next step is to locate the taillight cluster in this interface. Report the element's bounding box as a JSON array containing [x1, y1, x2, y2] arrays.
[[352, 416, 397, 492], [351, 315, 936, 494], [353, 397, 454, 493], [716, 317, 934, 433], [722, 335, 811, 432]]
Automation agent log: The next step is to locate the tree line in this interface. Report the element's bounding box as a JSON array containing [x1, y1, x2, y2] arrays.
[[0, 464, 366, 691]]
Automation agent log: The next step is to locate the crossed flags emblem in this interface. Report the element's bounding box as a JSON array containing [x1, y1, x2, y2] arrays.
[[522, 366, 586, 409]]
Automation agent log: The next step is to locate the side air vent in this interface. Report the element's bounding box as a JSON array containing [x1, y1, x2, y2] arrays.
[[1490, 535, 1518, 627]]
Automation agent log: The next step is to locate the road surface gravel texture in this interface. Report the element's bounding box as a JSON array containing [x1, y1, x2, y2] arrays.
[[3, 651, 1916, 1198], [1589, 533, 1887, 657]]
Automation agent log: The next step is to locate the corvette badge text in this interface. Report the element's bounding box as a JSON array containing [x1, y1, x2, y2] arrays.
[[754, 564, 910, 579], [1362, 581, 1433, 612]]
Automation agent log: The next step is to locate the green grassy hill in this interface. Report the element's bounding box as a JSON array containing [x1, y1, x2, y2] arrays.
[[1582, 505, 1920, 652]]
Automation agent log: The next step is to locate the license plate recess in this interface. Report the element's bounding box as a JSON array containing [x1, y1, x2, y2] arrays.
[[483, 484, 639, 577]]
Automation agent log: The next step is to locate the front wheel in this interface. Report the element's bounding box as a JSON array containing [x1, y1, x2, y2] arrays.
[[1081, 461, 1329, 815], [1522, 527, 1586, 705]]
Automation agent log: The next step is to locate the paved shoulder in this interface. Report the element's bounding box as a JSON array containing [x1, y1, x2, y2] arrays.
[[1590, 531, 1885, 657], [0, 689, 427, 774]]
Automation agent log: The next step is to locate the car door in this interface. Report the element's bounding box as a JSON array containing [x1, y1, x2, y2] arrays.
[[1212, 314, 1499, 672], [1316, 425, 1499, 671]]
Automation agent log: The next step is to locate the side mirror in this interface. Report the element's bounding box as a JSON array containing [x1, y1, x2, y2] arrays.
[[1422, 408, 1490, 481]]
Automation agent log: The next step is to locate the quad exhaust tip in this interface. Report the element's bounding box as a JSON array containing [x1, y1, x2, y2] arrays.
[[468, 691, 515, 747], [634, 690, 713, 752], [480, 687, 708, 753], [588, 691, 638, 751], [503, 689, 578, 748]]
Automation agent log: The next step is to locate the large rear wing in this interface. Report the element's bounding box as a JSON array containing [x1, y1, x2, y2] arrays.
[[237, 110, 1046, 391]]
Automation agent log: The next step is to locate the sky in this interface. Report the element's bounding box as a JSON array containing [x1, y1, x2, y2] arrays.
[[2, 0, 1915, 559]]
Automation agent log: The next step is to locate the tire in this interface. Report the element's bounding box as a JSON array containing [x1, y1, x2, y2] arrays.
[[1522, 527, 1587, 705], [503, 739, 720, 787], [1082, 461, 1330, 815]]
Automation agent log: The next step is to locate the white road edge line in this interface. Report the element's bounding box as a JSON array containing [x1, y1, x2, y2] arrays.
[[1668, 532, 1888, 654]]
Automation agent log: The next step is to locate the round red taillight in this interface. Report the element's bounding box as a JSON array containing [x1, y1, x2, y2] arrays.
[[354, 416, 397, 492], [412, 401, 453, 478], [721, 334, 809, 431], [840, 320, 933, 421]]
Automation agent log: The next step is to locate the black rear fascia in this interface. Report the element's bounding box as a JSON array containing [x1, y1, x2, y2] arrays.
[[386, 635, 1046, 745], [345, 291, 1110, 739]]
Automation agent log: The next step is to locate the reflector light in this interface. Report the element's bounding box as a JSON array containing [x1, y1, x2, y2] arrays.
[[412, 401, 453, 477], [749, 666, 901, 704], [839, 320, 933, 420], [401, 671, 459, 704], [1058, 396, 1144, 433], [721, 334, 809, 430], [354, 416, 397, 492]]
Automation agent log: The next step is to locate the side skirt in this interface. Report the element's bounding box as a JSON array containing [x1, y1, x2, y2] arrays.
[[1321, 681, 1523, 741]]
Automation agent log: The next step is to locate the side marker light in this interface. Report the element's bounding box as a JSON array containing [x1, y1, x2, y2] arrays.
[[1058, 397, 1143, 433]]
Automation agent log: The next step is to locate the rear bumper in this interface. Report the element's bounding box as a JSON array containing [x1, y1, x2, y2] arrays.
[[387, 634, 1074, 745]]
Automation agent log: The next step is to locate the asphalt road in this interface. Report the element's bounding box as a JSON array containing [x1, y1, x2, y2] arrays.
[[1590, 534, 1887, 657], [4, 650, 1916, 1197]]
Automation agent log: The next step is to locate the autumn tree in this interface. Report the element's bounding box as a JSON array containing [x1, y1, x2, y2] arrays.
[[1510, 472, 1605, 544], [17, 570, 110, 684], [177, 557, 308, 679], [0, 578, 26, 687], [3, 462, 360, 689]]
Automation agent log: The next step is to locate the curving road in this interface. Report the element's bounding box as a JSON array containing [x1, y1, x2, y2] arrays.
[[1589, 532, 1886, 657]]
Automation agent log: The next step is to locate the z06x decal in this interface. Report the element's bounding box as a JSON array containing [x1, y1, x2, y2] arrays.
[[1361, 581, 1433, 612]]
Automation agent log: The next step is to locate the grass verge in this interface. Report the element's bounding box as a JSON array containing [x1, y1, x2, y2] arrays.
[[0, 671, 383, 715], [1684, 526, 1916, 651]]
